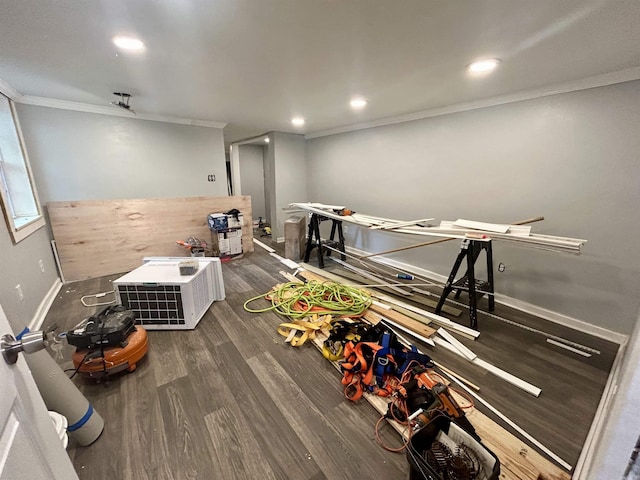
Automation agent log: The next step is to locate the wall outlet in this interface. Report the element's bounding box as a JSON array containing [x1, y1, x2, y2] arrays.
[[39, 259, 45, 273], [16, 284, 24, 302], [207, 174, 216, 182]]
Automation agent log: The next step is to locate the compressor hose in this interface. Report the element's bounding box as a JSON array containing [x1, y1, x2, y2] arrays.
[[243, 280, 372, 318]]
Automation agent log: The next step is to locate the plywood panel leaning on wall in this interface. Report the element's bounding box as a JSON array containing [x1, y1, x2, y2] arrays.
[[47, 196, 253, 282]]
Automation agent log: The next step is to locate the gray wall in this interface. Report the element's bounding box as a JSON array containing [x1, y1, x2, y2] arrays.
[[0, 221, 58, 334], [272, 132, 307, 239], [0, 104, 227, 332], [306, 80, 640, 335], [237, 144, 266, 220], [16, 105, 227, 202]]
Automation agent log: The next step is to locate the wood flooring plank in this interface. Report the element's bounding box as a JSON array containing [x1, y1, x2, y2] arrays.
[[220, 265, 255, 293], [199, 309, 231, 348], [174, 326, 241, 416], [173, 327, 218, 373], [213, 294, 282, 360], [232, 261, 285, 293], [71, 384, 124, 480], [247, 351, 405, 480], [120, 360, 175, 480], [158, 376, 219, 480], [325, 402, 409, 475], [214, 291, 346, 413], [210, 341, 323, 480], [147, 331, 188, 387], [205, 404, 278, 480]]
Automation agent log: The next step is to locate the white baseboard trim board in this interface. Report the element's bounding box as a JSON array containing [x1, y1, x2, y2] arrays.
[[493, 295, 627, 345], [28, 278, 63, 331], [345, 245, 627, 345]]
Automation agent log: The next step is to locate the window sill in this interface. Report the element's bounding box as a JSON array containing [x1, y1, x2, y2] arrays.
[[7, 215, 45, 243]]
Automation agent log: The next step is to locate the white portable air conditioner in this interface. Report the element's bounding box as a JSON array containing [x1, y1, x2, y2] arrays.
[[113, 257, 225, 330]]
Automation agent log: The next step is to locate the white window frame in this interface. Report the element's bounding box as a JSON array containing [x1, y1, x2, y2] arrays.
[[0, 93, 45, 243]]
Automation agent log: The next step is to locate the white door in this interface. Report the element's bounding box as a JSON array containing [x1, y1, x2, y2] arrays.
[[0, 304, 79, 480]]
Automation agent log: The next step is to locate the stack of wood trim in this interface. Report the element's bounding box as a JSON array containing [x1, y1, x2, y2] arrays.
[[289, 202, 586, 254], [260, 234, 572, 477]]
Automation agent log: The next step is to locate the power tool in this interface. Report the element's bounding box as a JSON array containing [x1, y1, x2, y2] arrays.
[[399, 365, 477, 438], [333, 207, 355, 216], [66, 305, 135, 349]]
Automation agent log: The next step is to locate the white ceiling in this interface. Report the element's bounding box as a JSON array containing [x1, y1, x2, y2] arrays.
[[1, 0, 639, 145]]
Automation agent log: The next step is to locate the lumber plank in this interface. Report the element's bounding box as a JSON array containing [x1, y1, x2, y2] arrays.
[[462, 398, 571, 479], [437, 327, 477, 361], [372, 291, 480, 340], [300, 263, 473, 337], [368, 304, 437, 338], [325, 257, 463, 316], [47, 196, 253, 281]]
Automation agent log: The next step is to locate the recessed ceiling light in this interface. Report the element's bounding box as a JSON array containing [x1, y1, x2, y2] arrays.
[[291, 116, 305, 126], [350, 98, 367, 109], [264, 137, 270, 143], [112, 36, 145, 51], [468, 58, 500, 74]]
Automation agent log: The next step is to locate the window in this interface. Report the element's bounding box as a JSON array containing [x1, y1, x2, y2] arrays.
[[0, 92, 44, 243]]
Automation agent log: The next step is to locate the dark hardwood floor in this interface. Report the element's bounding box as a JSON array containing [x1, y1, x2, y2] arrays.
[[43, 242, 618, 479]]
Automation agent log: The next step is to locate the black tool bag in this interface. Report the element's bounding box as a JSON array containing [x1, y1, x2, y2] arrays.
[[407, 415, 500, 480], [66, 305, 136, 350]]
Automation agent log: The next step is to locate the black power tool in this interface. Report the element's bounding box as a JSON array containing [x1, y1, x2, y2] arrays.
[[66, 305, 135, 350]]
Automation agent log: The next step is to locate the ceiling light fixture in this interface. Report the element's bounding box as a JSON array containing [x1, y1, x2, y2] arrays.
[[291, 116, 305, 126], [112, 36, 145, 51], [264, 137, 270, 143], [468, 58, 500, 74], [350, 98, 367, 109]]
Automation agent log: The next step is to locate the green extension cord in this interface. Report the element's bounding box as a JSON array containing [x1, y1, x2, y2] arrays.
[[243, 280, 372, 318]]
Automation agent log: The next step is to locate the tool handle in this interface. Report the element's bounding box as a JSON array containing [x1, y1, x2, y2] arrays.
[[513, 216, 544, 226]]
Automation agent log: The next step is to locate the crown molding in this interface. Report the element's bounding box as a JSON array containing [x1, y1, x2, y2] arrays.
[[231, 132, 273, 146], [0, 77, 22, 101], [17, 95, 227, 128], [306, 66, 640, 139], [0, 76, 227, 128]]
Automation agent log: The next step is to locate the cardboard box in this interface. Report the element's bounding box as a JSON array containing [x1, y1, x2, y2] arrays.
[[227, 213, 243, 229], [211, 228, 242, 257], [229, 236, 243, 255], [285, 215, 306, 260], [218, 235, 230, 255], [208, 213, 228, 231]]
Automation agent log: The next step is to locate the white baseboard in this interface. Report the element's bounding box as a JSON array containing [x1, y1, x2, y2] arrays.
[[494, 295, 627, 345], [345, 246, 627, 345], [29, 278, 63, 331]]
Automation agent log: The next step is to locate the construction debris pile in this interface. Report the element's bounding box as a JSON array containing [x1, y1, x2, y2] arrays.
[[245, 272, 501, 480], [247, 202, 591, 479], [243, 245, 575, 479]]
